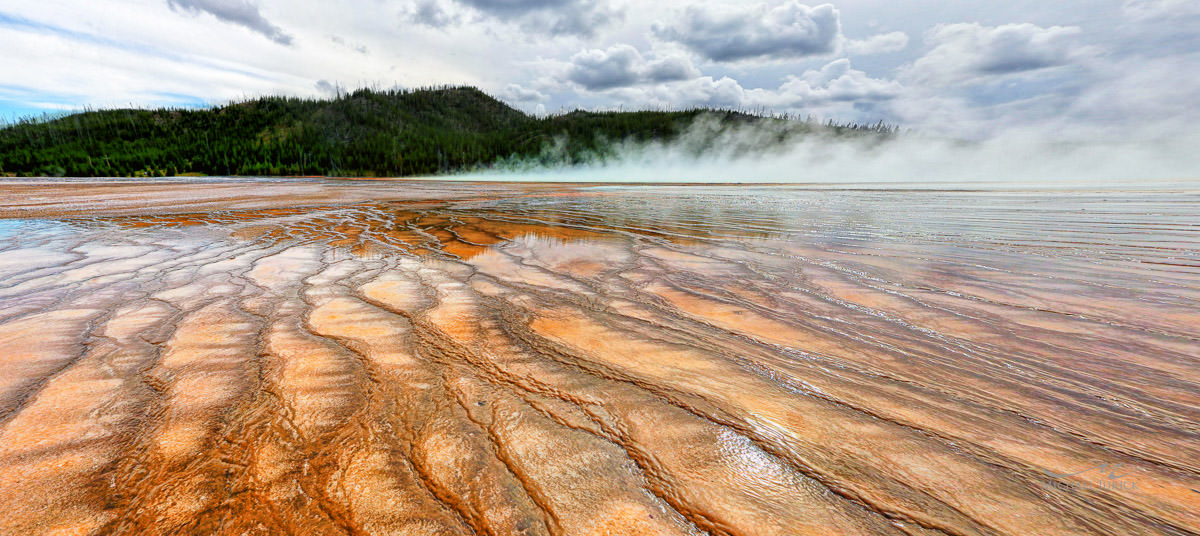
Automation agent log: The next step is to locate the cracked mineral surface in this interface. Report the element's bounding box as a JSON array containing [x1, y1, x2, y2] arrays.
[[0, 178, 1198, 535]]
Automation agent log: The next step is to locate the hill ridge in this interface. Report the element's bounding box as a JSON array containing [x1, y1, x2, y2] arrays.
[[0, 86, 894, 178]]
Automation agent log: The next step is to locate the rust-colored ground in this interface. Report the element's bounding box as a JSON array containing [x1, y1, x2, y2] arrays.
[[0, 178, 1197, 535]]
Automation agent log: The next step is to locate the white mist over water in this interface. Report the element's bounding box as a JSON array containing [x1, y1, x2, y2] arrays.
[[456, 118, 1200, 185]]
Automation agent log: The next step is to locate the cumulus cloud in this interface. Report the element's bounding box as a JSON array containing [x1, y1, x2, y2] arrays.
[[903, 23, 1089, 86], [566, 45, 700, 90], [652, 1, 842, 61], [774, 58, 902, 104], [606, 58, 898, 114], [652, 76, 748, 108], [165, 0, 292, 45], [845, 31, 909, 55], [499, 83, 548, 103]]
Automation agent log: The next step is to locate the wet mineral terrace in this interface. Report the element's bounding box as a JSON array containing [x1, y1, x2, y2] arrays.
[[0, 178, 1198, 536]]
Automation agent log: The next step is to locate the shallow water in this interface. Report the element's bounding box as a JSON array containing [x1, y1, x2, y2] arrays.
[[0, 179, 1198, 535]]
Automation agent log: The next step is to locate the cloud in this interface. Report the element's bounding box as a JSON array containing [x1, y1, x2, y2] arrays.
[[567, 45, 640, 90], [644, 55, 702, 83], [0, 16, 282, 115], [414, 0, 620, 36], [888, 22, 1095, 138], [566, 45, 700, 90], [314, 79, 341, 96], [1122, 0, 1200, 20], [607, 59, 899, 113], [7, 0, 1199, 153], [458, 0, 578, 16], [165, 0, 292, 45], [499, 83, 548, 103], [845, 31, 909, 55], [650, 76, 748, 108], [329, 35, 368, 54], [1040, 51, 1200, 140], [773, 58, 902, 104], [652, 1, 841, 61], [407, 0, 461, 27], [903, 23, 1088, 86]]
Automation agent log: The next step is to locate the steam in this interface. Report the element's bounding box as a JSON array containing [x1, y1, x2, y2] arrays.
[[458, 115, 1200, 185]]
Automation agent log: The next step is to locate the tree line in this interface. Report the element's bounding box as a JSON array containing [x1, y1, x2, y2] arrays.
[[0, 86, 899, 178]]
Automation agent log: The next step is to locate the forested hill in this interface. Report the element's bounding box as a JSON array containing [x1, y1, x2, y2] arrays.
[[0, 86, 896, 178]]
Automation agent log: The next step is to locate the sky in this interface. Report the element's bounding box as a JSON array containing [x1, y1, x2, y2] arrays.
[[2, 0, 1199, 142]]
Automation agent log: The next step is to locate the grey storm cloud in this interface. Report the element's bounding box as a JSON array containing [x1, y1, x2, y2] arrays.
[[458, 0, 577, 16], [904, 23, 1088, 85], [566, 45, 700, 90], [644, 55, 702, 83], [408, 0, 461, 27], [315, 79, 337, 95], [652, 1, 842, 61], [166, 0, 292, 45], [567, 45, 640, 90], [412, 0, 619, 36], [518, 2, 619, 37]]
